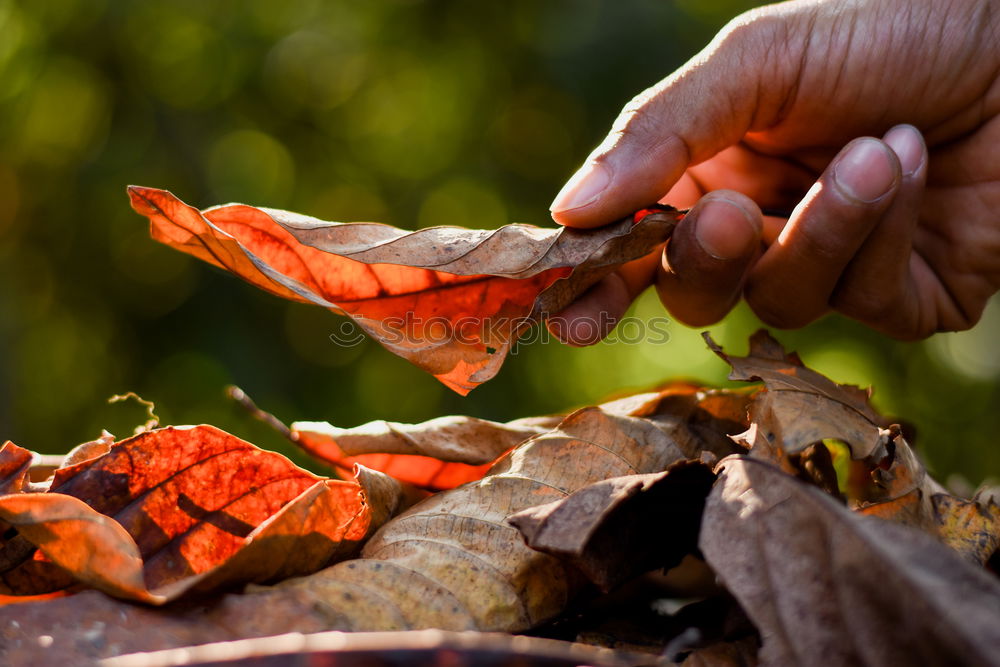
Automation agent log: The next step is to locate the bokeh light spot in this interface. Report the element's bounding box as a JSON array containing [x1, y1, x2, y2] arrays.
[[206, 130, 296, 206], [14, 57, 110, 166]]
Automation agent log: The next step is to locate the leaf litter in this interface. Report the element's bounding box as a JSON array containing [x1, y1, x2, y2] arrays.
[[0, 332, 996, 665]]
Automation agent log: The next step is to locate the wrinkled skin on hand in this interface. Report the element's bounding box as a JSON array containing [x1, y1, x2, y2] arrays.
[[548, 0, 1000, 342]]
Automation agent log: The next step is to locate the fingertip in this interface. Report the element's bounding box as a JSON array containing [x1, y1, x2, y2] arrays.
[[656, 190, 762, 326], [831, 138, 900, 204], [690, 190, 762, 260], [549, 162, 612, 224], [746, 135, 908, 331], [550, 134, 690, 228], [882, 124, 926, 177], [550, 206, 610, 229]]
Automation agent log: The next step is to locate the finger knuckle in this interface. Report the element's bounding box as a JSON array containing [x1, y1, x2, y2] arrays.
[[717, 7, 787, 58], [605, 89, 679, 152], [596, 105, 689, 173]]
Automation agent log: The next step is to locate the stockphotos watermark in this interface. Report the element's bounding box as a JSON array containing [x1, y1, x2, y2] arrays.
[[328, 312, 671, 352]]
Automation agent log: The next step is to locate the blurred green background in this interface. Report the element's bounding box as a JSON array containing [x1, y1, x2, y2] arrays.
[[0, 0, 996, 486]]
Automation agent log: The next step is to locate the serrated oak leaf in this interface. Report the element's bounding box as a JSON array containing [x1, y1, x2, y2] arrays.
[[128, 186, 678, 394], [706, 330, 890, 462], [709, 334, 1000, 565]]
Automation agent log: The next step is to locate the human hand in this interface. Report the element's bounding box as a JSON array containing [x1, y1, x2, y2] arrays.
[[547, 0, 1000, 344]]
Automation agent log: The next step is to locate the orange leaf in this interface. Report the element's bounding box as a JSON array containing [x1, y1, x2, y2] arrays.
[[291, 415, 559, 490], [0, 441, 34, 495], [0, 493, 155, 602], [128, 186, 678, 393], [0, 426, 403, 604], [287, 385, 747, 491]]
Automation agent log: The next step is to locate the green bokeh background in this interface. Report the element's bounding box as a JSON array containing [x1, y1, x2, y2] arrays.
[[0, 0, 997, 485]]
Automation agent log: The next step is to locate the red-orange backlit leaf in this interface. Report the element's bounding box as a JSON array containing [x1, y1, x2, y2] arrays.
[[128, 186, 678, 394], [0, 441, 34, 495], [290, 415, 559, 490], [298, 445, 495, 492], [0, 426, 402, 604]]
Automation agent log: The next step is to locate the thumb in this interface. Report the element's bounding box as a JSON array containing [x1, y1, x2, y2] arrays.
[[550, 11, 796, 227]]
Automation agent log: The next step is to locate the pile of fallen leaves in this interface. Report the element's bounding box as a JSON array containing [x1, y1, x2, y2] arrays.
[[0, 191, 998, 666]]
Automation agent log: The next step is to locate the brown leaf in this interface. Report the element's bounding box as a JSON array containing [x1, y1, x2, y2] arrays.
[[0, 591, 646, 667], [103, 630, 649, 667], [291, 415, 559, 490], [0, 388, 747, 660], [293, 415, 561, 465], [0, 426, 403, 603], [679, 636, 759, 667], [265, 389, 746, 635], [0, 493, 153, 601], [509, 460, 716, 592], [711, 333, 1000, 564], [858, 486, 1000, 565], [0, 442, 73, 595], [700, 456, 1000, 667], [707, 330, 890, 462], [289, 384, 749, 490], [128, 186, 678, 394]]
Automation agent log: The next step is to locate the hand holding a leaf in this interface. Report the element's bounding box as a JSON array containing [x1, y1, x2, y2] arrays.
[[550, 0, 1000, 341]]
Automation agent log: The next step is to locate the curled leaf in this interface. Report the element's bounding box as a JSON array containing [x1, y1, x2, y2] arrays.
[[129, 186, 678, 393], [291, 415, 560, 491], [0, 426, 403, 604], [292, 415, 560, 466], [701, 457, 1000, 667], [264, 389, 746, 635], [0, 442, 34, 495], [509, 460, 716, 592], [707, 330, 890, 462], [709, 334, 999, 562], [289, 384, 748, 490], [0, 493, 154, 602]]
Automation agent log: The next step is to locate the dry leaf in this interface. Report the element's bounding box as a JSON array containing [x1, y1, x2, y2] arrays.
[[858, 483, 1000, 565], [853, 424, 996, 563], [128, 186, 678, 394], [265, 389, 745, 635], [291, 415, 560, 490], [0, 441, 71, 595], [104, 630, 650, 667], [290, 385, 749, 490], [0, 426, 403, 603], [509, 460, 715, 592], [701, 456, 1000, 667], [293, 415, 560, 465], [60, 431, 116, 469], [0, 389, 746, 662], [707, 330, 891, 462], [712, 332, 1000, 564], [0, 442, 34, 495]]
